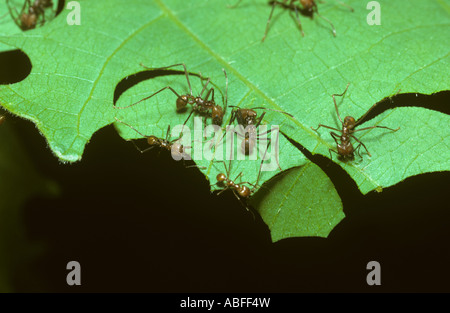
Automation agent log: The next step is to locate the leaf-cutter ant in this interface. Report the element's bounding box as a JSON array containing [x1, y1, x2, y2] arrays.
[[230, 0, 353, 41], [211, 146, 268, 213], [114, 63, 228, 130], [311, 84, 400, 161], [114, 117, 190, 161], [227, 105, 293, 157], [5, 0, 54, 30]]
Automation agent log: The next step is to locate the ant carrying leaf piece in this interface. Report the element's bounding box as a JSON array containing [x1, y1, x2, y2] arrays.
[[230, 0, 353, 41], [5, 0, 54, 31], [114, 63, 228, 131], [311, 84, 400, 161]]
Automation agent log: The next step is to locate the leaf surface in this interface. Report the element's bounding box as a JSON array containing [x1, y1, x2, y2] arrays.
[[0, 0, 448, 240]]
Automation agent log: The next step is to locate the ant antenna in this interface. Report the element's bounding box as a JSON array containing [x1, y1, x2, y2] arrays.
[[140, 63, 194, 96], [223, 68, 228, 114], [331, 83, 350, 124], [114, 117, 148, 138]]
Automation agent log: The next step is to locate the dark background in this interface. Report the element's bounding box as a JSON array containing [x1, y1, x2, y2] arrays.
[[1, 27, 449, 293]]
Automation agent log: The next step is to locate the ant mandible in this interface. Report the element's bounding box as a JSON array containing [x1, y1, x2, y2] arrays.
[[6, 0, 53, 30], [311, 83, 400, 161], [114, 63, 228, 130]]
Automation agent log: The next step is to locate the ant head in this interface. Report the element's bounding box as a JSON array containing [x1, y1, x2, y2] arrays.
[[147, 136, 160, 146], [212, 106, 223, 125], [237, 185, 251, 198], [176, 96, 188, 111], [343, 116, 356, 128], [216, 173, 227, 184]]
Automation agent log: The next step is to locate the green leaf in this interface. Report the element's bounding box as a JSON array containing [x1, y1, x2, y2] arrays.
[[0, 0, 448, 241], [251, 162, 344, 242]]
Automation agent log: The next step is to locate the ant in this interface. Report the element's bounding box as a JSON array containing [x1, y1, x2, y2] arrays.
[[0, 115, 5, 125], [6, 0, 54, 31], [114, 117, 189, 160], [311, 83, 400, 161], [230, 0, 353, 41], [211, 146, 268, 214], [114, 63, 228, 130], [227, 105, 293, 156]]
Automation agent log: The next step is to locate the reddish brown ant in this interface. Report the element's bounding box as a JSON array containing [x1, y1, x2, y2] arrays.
[[0, 115, 5, 125], [114, 64, 228, 130], [228, 105, 293, 156], [311, 84, 400, 161], [114, 117, 190, 160], [211, 147, 268, 213], [6, 0, 54, 30], [230, 0, 353, 40]]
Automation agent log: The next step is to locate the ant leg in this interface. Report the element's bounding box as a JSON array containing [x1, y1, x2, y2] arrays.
[[199, 77, 212, 98], [329, 131, 340, 144], [316, 12, 336, 36], [353, 143, 364, 160], [181, 109, 195, 134], [217, 108, 238, 147], [222, 69, 228, 112], [139, 63, 193, 96], [262, 0, 284, 42], [332, 83, 350, 124], [293, 4, 305, 37], [227, 0, 243, 9], [6, 0, 22, 28], [130, 140, 155, 154], [311, 124, 340, 132], [352, 125, 400, 133], [114, 86, 181, 109], [203, 87, 215, 103], [165, 125, 171, 141], [250, 107, 294, 118], [335, 0, 354, 12], [254, 111, 266, 128], [328, 148, 339, 160], [350, 135, 371, 157], [328, 132, 341, 159], [250, 136, 273, 192], [114, 117, 149, 138]]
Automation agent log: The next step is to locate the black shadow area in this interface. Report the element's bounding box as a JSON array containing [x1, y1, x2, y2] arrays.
[[0, 49, 31, 84]]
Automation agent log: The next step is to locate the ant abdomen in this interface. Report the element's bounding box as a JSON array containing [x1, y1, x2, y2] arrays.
[[176, 96, 189, 111], [237, 185, 251, 198]]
